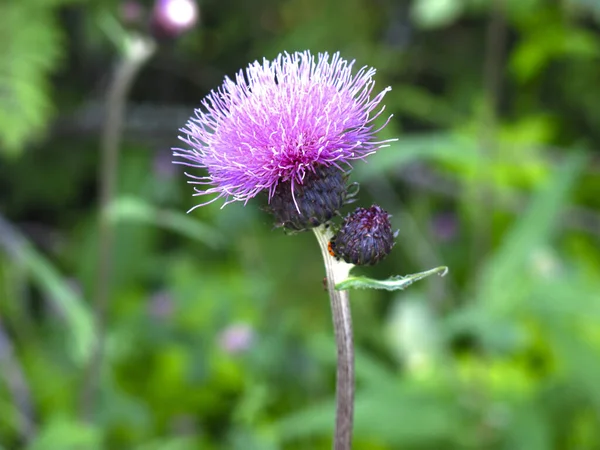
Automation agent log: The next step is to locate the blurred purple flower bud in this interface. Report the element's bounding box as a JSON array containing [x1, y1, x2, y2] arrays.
[[151, 0, 199, 38], [218, 323, 255, 354], [120, 0, 145, 26], [154, 149, 177, 179], [431, 212, 458, 242], [148, 291, 174, 320]]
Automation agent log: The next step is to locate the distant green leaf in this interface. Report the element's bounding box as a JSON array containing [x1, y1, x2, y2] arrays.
[[133, 437, 200, 450], [108, 196, 224, 248], [411, 0, 464, 28], [335, 266, 448, 291], [511, 23, 599, 83], [0, 2, 65, 156], [354, 389, 463, 445], [478, 152, 586, 309], [276, 380, 465, 446], [275, 400, 335, 440], [27, 417, 101, 450], [389, 85, 463, 126], [354, 133, 478, 180], [0, 216, 93, 364]]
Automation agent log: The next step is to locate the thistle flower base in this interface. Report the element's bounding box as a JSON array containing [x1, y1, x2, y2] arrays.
[[267, 165, 348, 232]]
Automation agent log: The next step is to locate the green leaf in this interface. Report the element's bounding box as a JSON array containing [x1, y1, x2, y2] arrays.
[[108, 196, 225, 248], [354, 133, 478, 180], [133, 438, 202, 450], [335, 266, 448, 291], [27, 417, 101, 450], [0, 216, 93, 364], [354, 389, 462, 445], [388, 85, 463, 126], [274, 400, 335, 440], [500, 400, 555, 449], [411, 0, 464, 28], [0, 2, 64, 156], [276, 375, 464, 446], [478, 152, 586, 309]]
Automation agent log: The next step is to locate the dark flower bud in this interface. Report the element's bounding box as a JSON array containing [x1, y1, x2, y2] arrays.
[[329, 205, 397, 265], [267, 165, 349, 232]]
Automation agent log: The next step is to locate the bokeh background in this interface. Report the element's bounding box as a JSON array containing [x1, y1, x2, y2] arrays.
[[1, 0, 600, 449]]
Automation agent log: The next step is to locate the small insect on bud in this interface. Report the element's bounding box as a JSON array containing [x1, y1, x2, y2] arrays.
[[329, 205, 397, 266], [267, 165, 349, 232]]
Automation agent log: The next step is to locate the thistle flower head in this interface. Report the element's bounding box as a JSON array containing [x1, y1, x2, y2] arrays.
[[174, 51, 393, 211]]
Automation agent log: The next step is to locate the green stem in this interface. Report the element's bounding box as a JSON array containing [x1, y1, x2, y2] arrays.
[[0, 316, 36, 442], [80, 35, 156, 420], [313, 225, 355, 450]]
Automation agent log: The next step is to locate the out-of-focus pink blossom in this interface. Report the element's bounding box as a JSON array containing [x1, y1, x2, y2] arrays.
[[218, 323, 255, 354], [148, 291, 174, 320], [152, 0, 199, 38]]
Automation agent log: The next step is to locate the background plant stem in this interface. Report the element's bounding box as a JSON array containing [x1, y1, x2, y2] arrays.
[[0, 317, 36, 443], [313, 225, 354, 450], [472, 0, 506, 268], [79, 35, 155, 420]]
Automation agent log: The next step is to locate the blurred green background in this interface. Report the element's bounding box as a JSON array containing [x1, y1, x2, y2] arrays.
[[1, 0, 600, 449]]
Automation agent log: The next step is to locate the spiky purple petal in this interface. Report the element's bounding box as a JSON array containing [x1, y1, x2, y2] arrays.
[[173, 50, 393, 210]]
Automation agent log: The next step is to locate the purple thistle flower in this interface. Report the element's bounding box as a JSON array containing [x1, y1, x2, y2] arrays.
[[174, 51, 393, 212]]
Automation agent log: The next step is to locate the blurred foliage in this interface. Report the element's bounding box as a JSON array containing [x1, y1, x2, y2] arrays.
[[0, 0, 73, 157], [1, 0, 600, 449]]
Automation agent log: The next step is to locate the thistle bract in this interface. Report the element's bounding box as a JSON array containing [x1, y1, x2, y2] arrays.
[[267, 165, 349, 232], [330, 205, 397, 266], [174, 51, 392, 212]]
